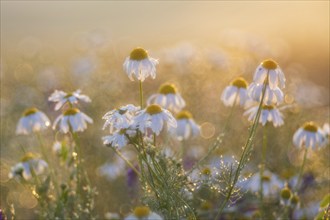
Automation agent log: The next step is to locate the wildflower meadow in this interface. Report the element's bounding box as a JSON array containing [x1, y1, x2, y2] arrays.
[[1, 1, 329, 220]]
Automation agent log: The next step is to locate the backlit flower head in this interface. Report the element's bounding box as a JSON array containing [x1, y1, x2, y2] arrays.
[[98, 157, 126, 181], [293, 121, 325, 149], [53, 108, 93, 133], [221, 77, 249, 107], [243, 170, 283, 197], [170, 110, 200, 140], [147, 83, 186, 113], [253, 59, 286, 89], [125, 206, 163, 220], [9, 152, 48, 181], [16, 107, 50, 135], [244, 104, 284, 127], [321, 123, 329, 146], [103, 129, 136, 149], [48, 89, 91, 111], [102, 104, 140, 134], [248, 82, 284, 105], [133, 104, 177, 136], [123, 47, 158, 82]]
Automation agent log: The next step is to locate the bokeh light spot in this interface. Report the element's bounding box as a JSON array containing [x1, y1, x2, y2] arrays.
[[200, 122, 216, 139]]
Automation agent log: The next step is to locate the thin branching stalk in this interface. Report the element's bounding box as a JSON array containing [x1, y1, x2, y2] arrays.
[[35, 132, 60, 197], [295, 147, 308, 191], [187, 93, 238, 174], [214, 76, 269, 220]]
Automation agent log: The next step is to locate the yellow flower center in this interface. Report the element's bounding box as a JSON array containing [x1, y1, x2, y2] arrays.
[[303, 122, 318, 133], [130, 47, 148, 61], [159, 83, 177, 94], [64, 93, 74, 99], [200, 201, 212, 210], [231, 77, 248, 89], [63, 108, 80, 116], [261, 175, 270, 182], [261, 59, 278, 70], [262, 105, 275, 110], [23, 107, 38, 116], [290, 194, 299, 205], [21, 152, 36, 162], [201, 167, 211, 176], [133, 206, 150, 218], [119, 129, 126, 135], [280, 187, 292, 200], [118, 109, 128, 115], [146, 104, 162, 115], [176, 111, 193, 120]]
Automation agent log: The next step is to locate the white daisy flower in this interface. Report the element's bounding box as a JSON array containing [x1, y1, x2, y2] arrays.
[[123, 47, 159, 82], [221, 77, 249, 107], [248, 82, 284, 105], [16, 107, 50, 135], [103, 129, 136, 149], [133, 104, 177, 136], [244, 104, 284, 127], [147, 83, 186, 113], [98, 158, 125, 181], [253, 59, 286, 89], [243, 170, 283, 197], [170, 110, 200, 141], [293, 121, 325, 149], [9, 152, 48, 181], [125, 206, 163, 220], [323, 123, 330, 135], [102, 104, 140, 134], [48, 89, 91, 111], [53, 108, 93, 133]]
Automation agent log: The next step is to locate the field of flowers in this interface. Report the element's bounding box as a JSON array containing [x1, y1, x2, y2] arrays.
[[1, 2, 329, 220]]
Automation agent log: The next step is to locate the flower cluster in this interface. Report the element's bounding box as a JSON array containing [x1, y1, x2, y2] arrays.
[[49, 89, 93, 133], [221, 59, 287, 127]]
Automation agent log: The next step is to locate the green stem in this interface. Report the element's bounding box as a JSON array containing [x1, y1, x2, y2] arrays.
[[295, 147, 308, 191], [153, 133, 156, 147], [139, 80, 144, 109], [35, 132, 60, 197], [214, 76, 269, 220], [112, 147, 141, 177], [259, 124, 268, 218]]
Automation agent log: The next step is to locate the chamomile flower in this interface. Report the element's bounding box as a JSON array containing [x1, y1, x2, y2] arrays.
[[321, 123, 329, 146], [253, 59, 285, 89], [102, 104, 140, 133], [170, 110, 200, 140], [147, 83, 186, 113], [221, 77, 249, 107], [244, 104, 284, 127], [125, 206, 163, 220], [48, 89, 91, 111], [248, 82, 284, 105], [98, 158, 125, 181], [123, 47, 158, 82], [53, 108, 93, 133], [293, 121, 325, 149], [133, 104, 177, 136], [16, 107, 50, 135], [244, 170, 283, 197], [9, 152, 48, 181], [103, 129, 136, 149]]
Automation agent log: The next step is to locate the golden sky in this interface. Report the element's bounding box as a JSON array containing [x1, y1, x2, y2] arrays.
[[1, 1, 329, 86]]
